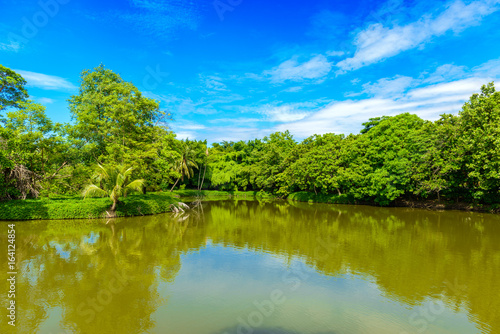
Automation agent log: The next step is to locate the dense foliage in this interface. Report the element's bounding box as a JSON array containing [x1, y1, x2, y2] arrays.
[[1, 64, 499, 208]]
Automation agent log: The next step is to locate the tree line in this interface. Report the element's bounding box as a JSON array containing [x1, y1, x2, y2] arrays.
[[1, 64, 499, 206]]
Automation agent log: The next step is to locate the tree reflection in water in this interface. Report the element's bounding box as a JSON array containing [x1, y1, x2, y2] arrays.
[[1, 200, 498, 333]]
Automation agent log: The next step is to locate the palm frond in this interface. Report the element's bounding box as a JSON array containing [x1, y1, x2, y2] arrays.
[[126, 179, 145, 193], [82, 184, 108, 199]]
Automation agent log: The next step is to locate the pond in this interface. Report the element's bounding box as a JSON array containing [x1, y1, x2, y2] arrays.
[[1, 200, 499, 334]]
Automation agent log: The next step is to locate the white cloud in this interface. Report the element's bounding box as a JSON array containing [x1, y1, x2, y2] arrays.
[[264, 55, 332, 83], [282, 86, 303, 93], [175, 131, 196, 140], [473, 57, 500, 77], [422, 64, 467, 84], [274, 92, 461, 138], [0, 41, 21, 52], [199, 74, 227, 92], [326, 50, 345, 57], [15, 70, 77, 91], [337, 0, 500, 72], [208, 117, 262, 125], [37, 97, 55, 104], [407, 77, 487, 99], [204, 126, 269, 143], [274, 59, 499, 138], [175, 122, 206, 131], [261, 105, 310, 122], [362, 75, 414, 97]]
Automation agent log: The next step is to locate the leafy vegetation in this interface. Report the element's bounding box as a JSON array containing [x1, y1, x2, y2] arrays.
[[1, 63, 500, 216], [0, 192, 178, 220]]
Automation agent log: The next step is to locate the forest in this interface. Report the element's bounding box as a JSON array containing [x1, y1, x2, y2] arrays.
[[1, 64, 500, 207]]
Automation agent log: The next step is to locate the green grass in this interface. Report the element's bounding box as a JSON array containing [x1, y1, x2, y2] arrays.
[[0, 192, 178, 221], [287, 191, 355, 204]]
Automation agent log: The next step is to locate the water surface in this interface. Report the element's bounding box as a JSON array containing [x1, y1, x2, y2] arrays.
[[1, 200, 499, 333]]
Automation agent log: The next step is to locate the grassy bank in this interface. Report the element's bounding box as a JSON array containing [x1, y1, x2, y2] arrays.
[[0, 192, 178, 221], [0, 190, 273, 221]]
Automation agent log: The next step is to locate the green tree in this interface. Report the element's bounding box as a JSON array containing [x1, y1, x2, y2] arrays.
[[347, 113, 426, 205], [82, 164, 145, 211], [170, 141, 199, 191], [252, 131, 296, 194], [0, 100, 63, 199], [0, 64, 28, 111], [456, 82, 500, 203], [68, 64, 166, 169], [413, 114, 460, 201], [286, 133, 348, 196]]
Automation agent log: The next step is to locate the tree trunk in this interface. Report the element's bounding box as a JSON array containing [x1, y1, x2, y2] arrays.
[[170, 176, 181, 192], [111, 200, 117, 211], [197, 164, 202, 191], [200, 164, 207, 191]]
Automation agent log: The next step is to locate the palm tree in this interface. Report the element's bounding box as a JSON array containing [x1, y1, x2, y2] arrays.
[[170, 144, 198, 192], [198, 147, 209, 191], [82, 164, 145, 211]]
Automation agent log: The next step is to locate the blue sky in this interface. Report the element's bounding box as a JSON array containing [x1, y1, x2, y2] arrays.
[[1, 0, 500, 143]]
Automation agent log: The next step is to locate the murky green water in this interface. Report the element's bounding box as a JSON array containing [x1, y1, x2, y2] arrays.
[[1, 200, 499, 334]]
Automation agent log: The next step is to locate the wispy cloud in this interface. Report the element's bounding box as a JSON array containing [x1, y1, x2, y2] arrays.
[[407, 77, 486, 99], [326, 50, 345, 57], [0, 41, 21, 52], [421, 64, 467, 84], [264, 55, 332, 83], [199, 74, 228, 93], [15, 70, 77, 91], [473, 58, 500, 77], [361, 75, 415, 97], [274, 58, 500, 138], [36, 97, 55, 104], [116, 0, 202, 39], [282, 86, 303, 93], [259, 104, 310, 122], [170, 120, 207, 140], [337, 0, 500, 72], [175, 121, 206, 131], [175, 131, 196, 140]]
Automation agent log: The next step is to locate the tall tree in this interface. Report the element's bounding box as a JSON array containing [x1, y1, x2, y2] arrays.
[[348, 113, 426, 205], [170, 142, 199, 191], [456, 82, 500, 203], [0, 100, 58, 199], [0, 64, 28, 111], [68, 64, 166, 170]]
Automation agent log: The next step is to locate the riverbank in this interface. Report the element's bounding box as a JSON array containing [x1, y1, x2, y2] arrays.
[[0, 192, 179, 220], [3, 189, 498, 221], [287, 191, 500, 213], [0, 190, 276, 221]]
